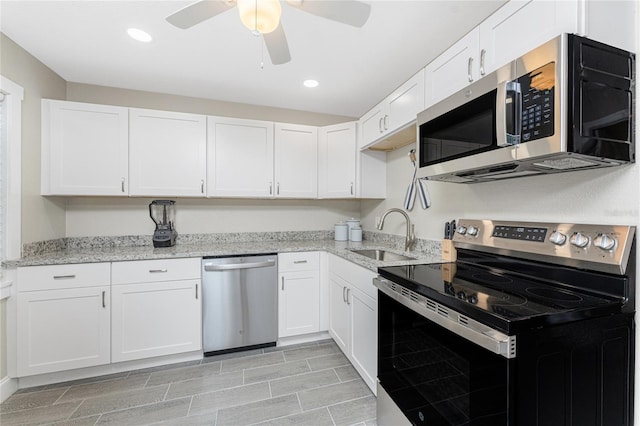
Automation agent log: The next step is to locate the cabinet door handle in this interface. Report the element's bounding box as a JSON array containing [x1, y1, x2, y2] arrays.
[[293, 260, 307, 264], [350, 182, 354, 195], [277, 182, 280, 195], [281, 276, 285, 291], [269, 182, 273, 195], [149, 269, 167, 273], [346, 288, 351, 305], [383, 115, 389, 131], [53, 275, 76, 280], [201, 180, 205, 194], [342, 286, 346, 303], [121, 178, 125, 193], [378, 117, 383, 133], [102, 290, 106, 308], [468, 57, 474, 82], [480, 49, 486, 76], [195, 283, 198, 299]]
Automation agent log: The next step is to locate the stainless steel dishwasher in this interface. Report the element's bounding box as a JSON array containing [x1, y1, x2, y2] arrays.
[[201, 254, 278, 355]]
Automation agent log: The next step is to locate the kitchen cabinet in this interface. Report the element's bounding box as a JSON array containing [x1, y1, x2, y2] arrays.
[[359, 69, 425, 150], [274, 123, 318, 198], [41, 100, 129, 196], [208, 116, 275, 197], [129, 108, 207, 197], [278, 252, 320, 338], [328, 254, 377, 393], [111, 258, 202, 362], [318, 122, 356, 198], [16, 263, 111, 376]]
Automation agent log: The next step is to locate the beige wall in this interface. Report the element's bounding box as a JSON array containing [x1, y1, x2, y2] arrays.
[[0, 33, 67, 245]]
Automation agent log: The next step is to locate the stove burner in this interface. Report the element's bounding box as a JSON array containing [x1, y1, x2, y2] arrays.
[[487, 293, 527, 306], [526, 287, 583, 302], [472, 272, 513, 285]]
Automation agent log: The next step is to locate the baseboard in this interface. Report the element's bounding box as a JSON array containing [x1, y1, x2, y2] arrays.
[[0, 376, 18, 403], [277, 331, 332, 347]]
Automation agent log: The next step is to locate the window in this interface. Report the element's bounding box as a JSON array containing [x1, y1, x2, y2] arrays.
[[0, 76, 23, 281]]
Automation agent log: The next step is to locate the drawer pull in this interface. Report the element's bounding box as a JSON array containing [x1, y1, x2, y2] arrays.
[[149, 269, 168, 273], [102, 290, 106, 308], [195, 283, 198, 299], [53, 275, 76, 280], [293, 260, 308, 264], [281, 276, 285, 291]]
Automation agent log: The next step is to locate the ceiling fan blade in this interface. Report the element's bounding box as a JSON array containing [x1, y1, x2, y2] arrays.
[[286, 0, 371, 27], [166, 0, 235, 29], [263, 23, 291, 65]]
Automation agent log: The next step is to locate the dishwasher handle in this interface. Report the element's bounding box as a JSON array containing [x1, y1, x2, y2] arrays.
[[203, 259, 276, 272]]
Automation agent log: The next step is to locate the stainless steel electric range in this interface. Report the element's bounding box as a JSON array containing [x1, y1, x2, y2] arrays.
[[375, 219, 636, 426]]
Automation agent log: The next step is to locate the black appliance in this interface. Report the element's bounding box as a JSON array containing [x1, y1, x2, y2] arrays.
[[416, 34, 635, 183], [376, 219, 635, 425], [149, 199, 178, 248]]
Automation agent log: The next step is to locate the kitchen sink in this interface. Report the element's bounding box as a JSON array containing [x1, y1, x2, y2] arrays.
[[350, 249, 417, 262]]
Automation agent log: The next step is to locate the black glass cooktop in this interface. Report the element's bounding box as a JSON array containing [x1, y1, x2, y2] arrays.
[[378, 251, 627, 334]]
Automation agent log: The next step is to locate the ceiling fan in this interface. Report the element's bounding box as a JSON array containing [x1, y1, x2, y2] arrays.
[[166, 0, 371, 65]]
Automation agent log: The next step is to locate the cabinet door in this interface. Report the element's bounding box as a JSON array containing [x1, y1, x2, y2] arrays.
[[17, 286, 110, 376], [328, 274, 351, 354], [112, 280, 202, 362], [424, 27, 480, 108], [278, 270, 320, 338], [479, 0, 578, 76], [129, 108, 206, 197], [318, 122, 356, 198], [359, 102, 387, 149], [387, 69, 425, 132], [41, 100, 129, 196], [208, 116, 275, 197], [274, 123, 318, 198], [349, 286, 377, 394]]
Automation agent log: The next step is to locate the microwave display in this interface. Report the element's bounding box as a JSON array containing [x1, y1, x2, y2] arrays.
[[518, 62, 555, 142]]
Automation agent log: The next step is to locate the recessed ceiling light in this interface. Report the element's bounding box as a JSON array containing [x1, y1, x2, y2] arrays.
[[303, 79, 319, 88], [127, 28, 153, 43]]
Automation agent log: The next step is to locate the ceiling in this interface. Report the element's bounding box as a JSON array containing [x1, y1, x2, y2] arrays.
[[0, 0, 506, 117]]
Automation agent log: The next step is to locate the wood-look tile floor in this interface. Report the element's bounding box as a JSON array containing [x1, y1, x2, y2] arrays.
[[0, 340, 377, 426]]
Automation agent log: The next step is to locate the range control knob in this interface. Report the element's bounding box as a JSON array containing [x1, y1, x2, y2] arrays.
[[467, 225, 479, 236], [457, 226, 467, 235], [593, 234, 616, 251], [549, 231, 567, 246], [570, 232, 590, 248]]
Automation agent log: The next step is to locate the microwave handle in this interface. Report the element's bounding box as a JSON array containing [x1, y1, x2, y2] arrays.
[[496, 80, 522, 146]]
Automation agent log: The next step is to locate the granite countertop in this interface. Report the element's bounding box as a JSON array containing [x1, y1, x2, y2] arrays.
[[7, 232, 444, 272]]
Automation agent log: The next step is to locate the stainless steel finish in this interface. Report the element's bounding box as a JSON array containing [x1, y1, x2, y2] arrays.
[[202, 255, 278, 353], [480, 49, 486, 75], [594, 234, 616, 251], [418, 35, 628, 183], [376, 208, 416, 251], [453, 219, 636, 275], [457, 225, 467, 235], [53, 275, 76, 280], [102, 290, 106, 308], [375, 277, 517, 359], [377, 382, 412, 426], [549, 230, 567, 245], [293, 260, 308, 264], [570, 232, 590, 248], [149, 269, 168, 273], [467, 225, 479, 236], [467, 56, 474, 82], [350, 249, 417, 262], [203, 259, 276, 271]]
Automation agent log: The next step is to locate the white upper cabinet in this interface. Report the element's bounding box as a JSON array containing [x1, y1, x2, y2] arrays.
[[208, 116, 275, 198], [359, 69, 425, 150], [274, 123, 318, 198], [318, 122, 356, 198], [129, 108, 206, 197], [41, 100, 129, 196], [424, 27, 481, 108]]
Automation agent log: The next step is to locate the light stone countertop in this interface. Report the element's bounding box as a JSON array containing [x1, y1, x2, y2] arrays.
[[7, 236, 445, 272]]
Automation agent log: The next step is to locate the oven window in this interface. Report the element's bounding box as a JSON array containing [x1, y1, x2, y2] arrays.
[[378, 291, 512, 425], [419, 90, 497, 168]]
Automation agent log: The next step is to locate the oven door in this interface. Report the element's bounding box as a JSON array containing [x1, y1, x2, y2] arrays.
[[378, 289, 515, 425]]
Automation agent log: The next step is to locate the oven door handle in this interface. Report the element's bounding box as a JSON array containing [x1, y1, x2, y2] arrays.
[[374, 277, 516, 359]]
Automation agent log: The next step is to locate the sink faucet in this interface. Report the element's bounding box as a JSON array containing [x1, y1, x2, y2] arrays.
[[376, 208, 416, 251]]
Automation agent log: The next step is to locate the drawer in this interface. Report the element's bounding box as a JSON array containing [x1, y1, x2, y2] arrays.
[[328, 254, 377, 300], [278, 252, 320, 272], [18, 263, 111, 292], [112, 258, 201, 284]]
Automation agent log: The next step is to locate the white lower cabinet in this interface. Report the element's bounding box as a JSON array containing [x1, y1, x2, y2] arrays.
[[16, 263, 111, 377], [278, 252, 320, 338], [111, 258, 202, 362], [328, 254, 377, 394]]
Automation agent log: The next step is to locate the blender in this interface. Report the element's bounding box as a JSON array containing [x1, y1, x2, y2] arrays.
[[149, 200, 178, 247]]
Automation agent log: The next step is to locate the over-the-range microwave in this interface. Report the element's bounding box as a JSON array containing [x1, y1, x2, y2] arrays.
[[417, 34, 635, 183]]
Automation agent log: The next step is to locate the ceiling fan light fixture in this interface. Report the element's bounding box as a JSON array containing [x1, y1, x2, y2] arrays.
[[237, 0, 282, 35]]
